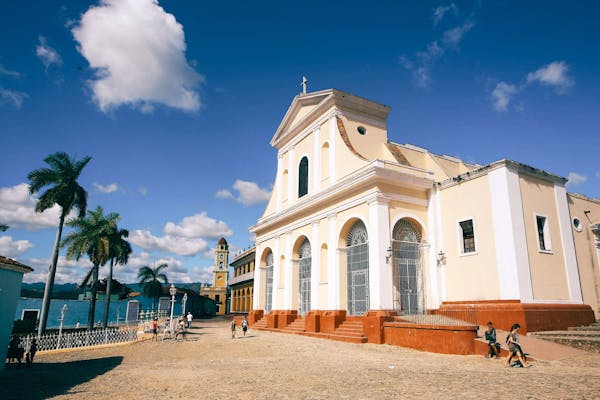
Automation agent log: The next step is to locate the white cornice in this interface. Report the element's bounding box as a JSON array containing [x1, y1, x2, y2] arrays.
[[251, 160, 433, 237]]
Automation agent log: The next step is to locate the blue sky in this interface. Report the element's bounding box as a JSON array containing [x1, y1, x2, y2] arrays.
[[1, 1, 599, 285]]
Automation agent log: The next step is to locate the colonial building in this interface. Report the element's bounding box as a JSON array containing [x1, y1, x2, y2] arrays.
[[249, 88, 599, 335], [200, 238, 229, 315], [228, 247, 255, 314]]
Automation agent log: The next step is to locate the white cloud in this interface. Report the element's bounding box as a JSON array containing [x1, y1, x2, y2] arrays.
[[164, 212, 233, 239], [138, 187, 148, 196], [36, 36, 63, 70], [22, 255, 95, 284], [526, 61, 574, 93], [93, 182, 119, 193], [0, 183, 69, 230], [400, 20, 474, 88], [217, 180, 271, 206], [0, 88, 28, 108], [566, 172, 587, 189], [433, 3, 457, 26], [596, 171, 600, 179], [491, 82, 519, 112], [442, 21, 475, 48], [72, 0, 203, 113], [129, 229, 208, 256], [0, 65, 21, 78], [0, 236, 34, 257]]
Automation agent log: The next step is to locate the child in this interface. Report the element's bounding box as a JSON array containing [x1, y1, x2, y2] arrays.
[[484, 321, 500, 358], [231, 320, 237, 339], [241, 318, 248, 337]]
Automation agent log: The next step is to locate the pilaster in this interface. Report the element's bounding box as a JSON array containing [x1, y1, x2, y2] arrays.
[[368, 196, 392, 309]]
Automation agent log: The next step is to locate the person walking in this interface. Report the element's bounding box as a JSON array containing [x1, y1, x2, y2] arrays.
[[230, 319, 237, 339], [505, 323, 530, 368], [151, 318, 158, 341], [186, 312, 193, 329], [26, 339, 37, 366], [241, 317, 248, 337]]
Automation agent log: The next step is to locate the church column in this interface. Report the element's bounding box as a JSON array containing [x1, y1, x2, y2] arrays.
[[284, 233, 293, 310], [313, 128, 320, 192], [271, 240, 280, 310], [555, 184, 583, 302], [311, 221, 320, 310], [368, 195, 392, 310], [426, 186, 442, 308], [592, 224, 600, 269], [276, 154, 283, 211], [288, 147, 295, 202], [329, 116, 337, 184], [252, 244, 262, 310], [328, 214, 339, 309]]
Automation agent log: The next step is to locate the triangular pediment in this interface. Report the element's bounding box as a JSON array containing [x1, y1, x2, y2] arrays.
[[270, 89, 335, 148]]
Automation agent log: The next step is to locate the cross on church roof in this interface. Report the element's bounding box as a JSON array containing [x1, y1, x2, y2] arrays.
[[301, 76, 308, 94]]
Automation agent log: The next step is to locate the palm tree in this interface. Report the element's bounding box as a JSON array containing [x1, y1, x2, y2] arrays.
[[28, 151, 91, 335], [138, 264, 169, 310], [0, 224, 8, 231], [62, 206, 117, 330], [103, 226, 132, 328]]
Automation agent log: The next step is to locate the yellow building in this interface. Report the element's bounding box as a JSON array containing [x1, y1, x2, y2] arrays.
[[200, 237, 229, 315], [229, 247, 255, 314], [249, 88, 599, 333]]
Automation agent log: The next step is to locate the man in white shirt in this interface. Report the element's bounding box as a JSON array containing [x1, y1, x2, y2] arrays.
[[186, 312, 193, 329]]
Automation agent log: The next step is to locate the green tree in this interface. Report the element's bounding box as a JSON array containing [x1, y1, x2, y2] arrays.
[[62, 206, 117, 330], [137, 264, 169, 310], [103, 226, 132, 328], [28, 151, 91, 335], [0, 224, 8, 231]]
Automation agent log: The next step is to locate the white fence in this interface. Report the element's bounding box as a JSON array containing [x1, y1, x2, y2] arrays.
[[20, 328, 138, 353]]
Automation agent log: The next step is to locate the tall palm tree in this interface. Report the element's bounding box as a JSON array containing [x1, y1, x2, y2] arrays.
[[28, 151, 91, 336], [138, 264, 169, 310], [62, 206, 117, 330], [103, 226, 132, 328]]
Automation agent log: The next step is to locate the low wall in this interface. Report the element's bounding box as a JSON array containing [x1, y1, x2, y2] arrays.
[[437, 301, 595, 334], [383, 322, 478, 355]]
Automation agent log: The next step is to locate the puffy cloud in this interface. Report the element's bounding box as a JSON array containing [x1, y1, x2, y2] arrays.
[[526, 61, 574, 93], [164, 212, 233, 239], [0, 183, 68, 230], [566, 172, 587, 188], [72, 0, 202, 113], [36, 36, 63, 70], [22, 255, 94, 284], [432, 3, 457, 26], [217, 180, 271, 206], [93, 182, 119, 193], [0, 236, 34, 257], [442, 21, 475, 48], [129, 229, 208, 256], [491, 82, 519, 112]]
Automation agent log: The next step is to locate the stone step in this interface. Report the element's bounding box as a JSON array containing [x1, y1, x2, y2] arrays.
[[532, 336, 600, 353], [531, 330, 600, 338], [568, 325, 600, 331]]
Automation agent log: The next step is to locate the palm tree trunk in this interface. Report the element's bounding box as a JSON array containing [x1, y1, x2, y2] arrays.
[[87, 264, 99, 329], [103, 258, 114, 328], [38, 213, 65, 337]]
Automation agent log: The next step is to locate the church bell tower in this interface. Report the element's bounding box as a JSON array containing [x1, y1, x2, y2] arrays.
[[214, 237, 229, 289]]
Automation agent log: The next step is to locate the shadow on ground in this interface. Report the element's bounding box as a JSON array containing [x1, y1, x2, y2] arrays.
[[1, 356, 123, 400]]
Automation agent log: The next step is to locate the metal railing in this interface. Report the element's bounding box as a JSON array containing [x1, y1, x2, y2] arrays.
[[19, 327, 138, 353]]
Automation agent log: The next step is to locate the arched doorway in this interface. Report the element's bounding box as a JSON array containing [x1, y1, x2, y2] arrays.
[[392, 219, 424, 314], [264, 251, 273, 313], [346, 220, 369, 315], [298, 238, 311, 315]]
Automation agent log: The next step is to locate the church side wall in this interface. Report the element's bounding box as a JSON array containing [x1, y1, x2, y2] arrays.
[[439, 174, 501, 301], [568, 194, 600, 317], [519, 176, 570, 300]]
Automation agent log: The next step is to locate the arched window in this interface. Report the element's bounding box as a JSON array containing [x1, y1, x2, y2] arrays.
[[346, 220, 369, 316], [265, 251, 273, 313], [298, 238, 311, 315], [392, 219, 423, 314], [298, 157, 308, 198]]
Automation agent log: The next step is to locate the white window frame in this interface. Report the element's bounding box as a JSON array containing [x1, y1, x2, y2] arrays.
[[534, 213, 553, 253], [457, 217, 478, 256]]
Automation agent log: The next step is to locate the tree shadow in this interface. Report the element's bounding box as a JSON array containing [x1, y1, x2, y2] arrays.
[[1, 356, 123, 400]]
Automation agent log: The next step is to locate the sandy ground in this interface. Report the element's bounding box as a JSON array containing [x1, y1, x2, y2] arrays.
[[2, 317, 600, 400]]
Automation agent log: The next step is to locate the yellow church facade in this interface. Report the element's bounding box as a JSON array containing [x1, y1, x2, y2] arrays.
[[249, 88, 599, 334]]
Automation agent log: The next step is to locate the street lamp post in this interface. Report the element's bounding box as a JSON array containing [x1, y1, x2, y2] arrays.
[[57, 304, 68, 349], [182, 292, 188, 316], [169, 284, 177, 335]]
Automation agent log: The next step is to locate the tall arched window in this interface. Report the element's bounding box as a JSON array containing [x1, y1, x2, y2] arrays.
[[392, 219, 423, 314], [264, 251, 273, 313], [298, 238, 312, 315], [346, 220, 369, 316], [298, 156, 308, 198]]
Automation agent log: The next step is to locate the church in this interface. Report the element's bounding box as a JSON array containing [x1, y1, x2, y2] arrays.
[[248, 87, 600, 337]]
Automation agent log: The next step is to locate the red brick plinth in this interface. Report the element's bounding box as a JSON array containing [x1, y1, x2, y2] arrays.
[[305, 310, 322, 333], [248, 310, 264, 326], [364, 310, 397, 344], [383, 322, 478, 355], [320, 310, 346, 333]]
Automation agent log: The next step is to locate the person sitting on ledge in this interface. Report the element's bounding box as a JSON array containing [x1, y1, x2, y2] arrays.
[[484, 321, 501, 358]]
